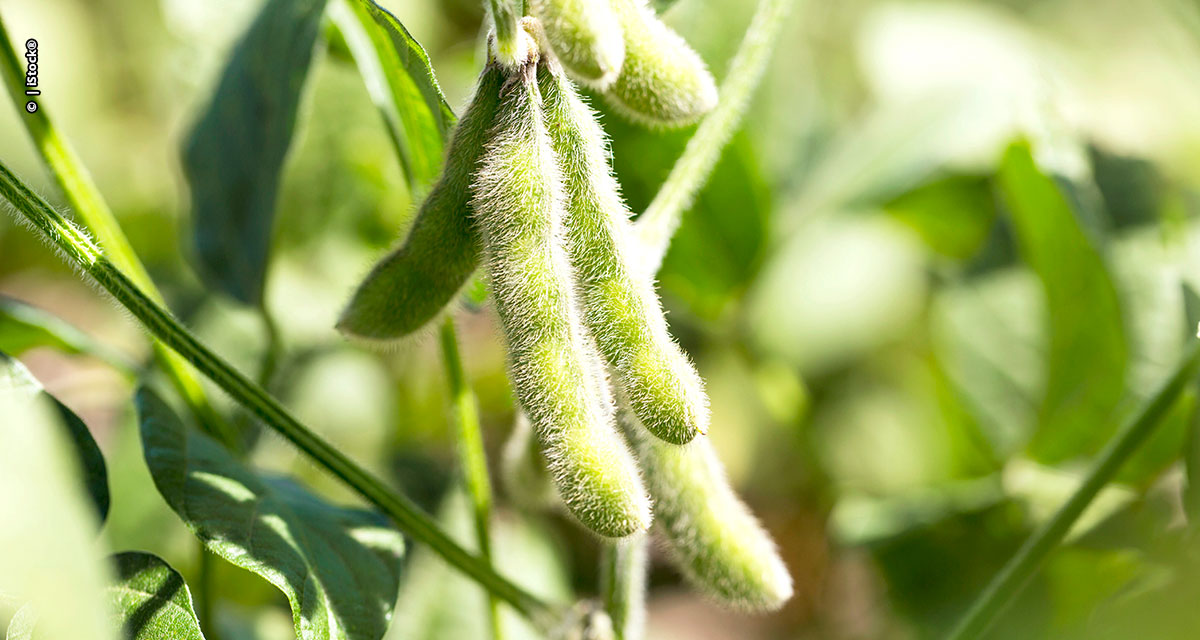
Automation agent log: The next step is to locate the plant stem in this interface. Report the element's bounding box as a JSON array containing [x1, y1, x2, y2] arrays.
[[0, 160, 558, 630], [197, 543, 221, 640], [0, 13, 240, 452], [600, 534, 648, 640], [488, 0, 523, 65], [439, 318, 504, 640], [635, 0, 791, 271], [946, 341, 1200, 640]]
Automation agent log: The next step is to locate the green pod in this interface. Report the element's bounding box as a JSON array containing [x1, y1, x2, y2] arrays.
[[532, 0, 625, 89], [471, 60, 650, 538], [539, 63, 708, 445], [623, 409, 792, 611], [604, 0, 717, 127], [336, 67, 499, 342]]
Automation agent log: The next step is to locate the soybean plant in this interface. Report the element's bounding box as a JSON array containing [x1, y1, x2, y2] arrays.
[[532, 0, 625, 88]]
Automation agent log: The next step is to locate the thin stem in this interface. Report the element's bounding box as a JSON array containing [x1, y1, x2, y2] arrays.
[[257, 300, 283, 389], [488, 0, 523, 65], [0, 14, 240, 452], [600, 535, 648, 640], [197, 543, 221, 640], [0, 161, 558, 631], [439, 318, 504, 640], [635, 0, 791, 272], [946, 341, 1200, 640]]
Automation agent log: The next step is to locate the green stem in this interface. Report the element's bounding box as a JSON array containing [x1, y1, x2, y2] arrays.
[[488, 0, 523, 65], [0, 160, 558, 630], [0, 14, 240, 452], [635, 0, 791, 271], [439, 318, 504, 640], [946, 341, 1200, 640], [197, 543, 221, 640], [600, 535, 648, 640]]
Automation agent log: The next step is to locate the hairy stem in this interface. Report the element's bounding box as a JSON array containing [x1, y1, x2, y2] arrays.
[[0, 160, 558, 630], [0, 13, 240, 451], [635, 0, 791, 270], [439, 318, 504, 640], [600, 535, 648, 640], [488, 0, 523, 65], [946, 341, 1200, 640]]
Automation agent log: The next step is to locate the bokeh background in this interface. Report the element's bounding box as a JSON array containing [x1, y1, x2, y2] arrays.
[[3, 0, 1200, 638]]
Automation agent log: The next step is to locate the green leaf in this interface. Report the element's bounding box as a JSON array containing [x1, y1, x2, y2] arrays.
[[107, 552, 206, 640], [333, 0, 456, 192], [181, 0, 330, 305], [136, 387, 405, 640], [996, 141, 1129, 463], [0, 296, 130, 371], [0, 351, 109, 523], [4, 605, 37, 640]]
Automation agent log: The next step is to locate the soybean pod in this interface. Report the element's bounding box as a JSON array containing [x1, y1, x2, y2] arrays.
[[337, 67, 498, 342], [604, 0, 717, 127], [532, 0, 625, 89], [622, 408, 793, 611], [539, 62, 708, 445], [471, 49, 650, 538]]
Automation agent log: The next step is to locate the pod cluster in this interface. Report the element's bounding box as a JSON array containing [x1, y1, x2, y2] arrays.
[[340, 20, 790, 612]]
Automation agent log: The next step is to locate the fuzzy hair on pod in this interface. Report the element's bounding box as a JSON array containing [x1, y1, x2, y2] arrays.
[[471, 56, 651, 538], [622, 409, 793, 611], [531, 0, 625, 89], [603, 0, 717, 127], [539, 62, 708, 445], [336, 67, 500, 342]]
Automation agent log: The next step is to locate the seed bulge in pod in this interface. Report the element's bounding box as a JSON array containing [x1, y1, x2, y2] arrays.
[[336, 67, 500, 342], [471, 59, 650, 538], [604, 0, 717, 127], [532, 0, 625, 89], [623, 409, 793, 611], [540, 62, 708, 445]]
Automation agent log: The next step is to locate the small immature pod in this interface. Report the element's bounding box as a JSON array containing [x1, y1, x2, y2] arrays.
[[531, 0, 625, 89], [539, 62, 708, 445], [623, 409, 793, 611], [336, 67, 499, 341], [471, 52, 651, 538], [604, 0, 718, 127]]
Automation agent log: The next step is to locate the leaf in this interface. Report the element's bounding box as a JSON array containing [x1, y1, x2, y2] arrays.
[[181, 0, 330, 305], [333, 0, 456, 192], [4, 605, 37, 640], [106, 552, 206, 640], [0, 296, 130, 371], [136, 388, 405, 640], [0, 351, 109, 523], [996, 141, 1129, 463]]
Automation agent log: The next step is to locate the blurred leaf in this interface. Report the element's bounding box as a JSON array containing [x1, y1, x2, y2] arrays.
[[0, 296, 130, 372], [181, 0, 330, 305], [334, 0, 456, 192], [996, 141, 1128, 463], [1088, 145, 1164, 232], [884, 173, 996, 261], [0, 383, 116, 640], [106, 552, 206, 640], [1185, 283, 1200, 335], [0, 352, 109, 523], [136, 388, 405, 640], [1184, 390, 1200, 524], [4, 605, 36, 640]]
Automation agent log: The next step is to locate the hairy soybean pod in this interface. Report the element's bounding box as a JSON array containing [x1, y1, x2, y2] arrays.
[[336, 67, 500, 341], [472, 59, 650, 538], [604, 0, 717, 127], [623, 409, 793, 611], [539, 63, 708, 445], [531, 0, 625, 89]]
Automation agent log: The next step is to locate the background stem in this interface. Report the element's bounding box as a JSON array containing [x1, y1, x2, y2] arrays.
[[946, 341, 1200, 640], [0, 160, 559, 631], [439, 318, 504, 640], [0, 13, 240, 451], [600, 534, 648, 640]]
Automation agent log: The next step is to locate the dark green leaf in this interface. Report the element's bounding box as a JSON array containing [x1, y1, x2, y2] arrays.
[[336, 0, 456, 192], [0, 296, 130, 371], [0, 351, 109, 523], [181, 0, 330, 305], [996, 141, 1129, 463], [884, 173, 996, 261], [107, 552, 206, 640], [136, 388, 405, 640]]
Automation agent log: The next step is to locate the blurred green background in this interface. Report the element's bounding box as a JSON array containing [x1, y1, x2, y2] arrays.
[[4, 0, 1200, 638]]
